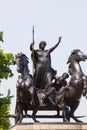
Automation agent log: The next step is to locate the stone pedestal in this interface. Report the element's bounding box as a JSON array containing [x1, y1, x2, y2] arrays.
[[9, 123, 87, 130]]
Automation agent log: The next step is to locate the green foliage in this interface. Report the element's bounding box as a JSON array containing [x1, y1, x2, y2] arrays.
[[0, 49, 14, 81], [0, 32, 14, 130], [0, 32, 4, 42], [0, 90, 13, 130], [0, 32, 14, 81]]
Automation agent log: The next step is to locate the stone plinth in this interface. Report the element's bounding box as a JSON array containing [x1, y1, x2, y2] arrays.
[[9, 123, 87, 130]]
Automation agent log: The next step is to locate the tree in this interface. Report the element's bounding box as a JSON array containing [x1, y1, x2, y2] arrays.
[[0, 32, 14, 130]]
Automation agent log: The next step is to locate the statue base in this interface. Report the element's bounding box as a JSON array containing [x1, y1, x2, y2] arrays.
[[9, 122, 87, 130]]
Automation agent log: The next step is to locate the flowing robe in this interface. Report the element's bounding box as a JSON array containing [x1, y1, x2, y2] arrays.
[[32, 49, 53, 89]]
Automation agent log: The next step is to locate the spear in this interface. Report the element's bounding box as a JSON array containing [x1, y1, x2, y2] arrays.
[[32, 25, 34, 45], [32, 25, 35, 78]]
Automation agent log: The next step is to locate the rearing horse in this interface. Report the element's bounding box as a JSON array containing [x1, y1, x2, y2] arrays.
[[15, 53, 38, 123], [55, 49, 87, 122]]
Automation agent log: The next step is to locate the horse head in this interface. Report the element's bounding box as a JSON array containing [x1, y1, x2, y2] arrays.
[[15, 52, 29, 73], [67, 49, 87, 75], [67, 49, 87, 64]]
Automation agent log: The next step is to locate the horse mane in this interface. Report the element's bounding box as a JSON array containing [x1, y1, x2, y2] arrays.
[[71, 49, 80, 54], [67, 49, 81, 64], [15, 52, 29, 63]]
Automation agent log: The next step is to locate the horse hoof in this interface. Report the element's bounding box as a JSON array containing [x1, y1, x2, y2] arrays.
[[33, 118, 39, 123], [63, 119, 69, 123], [35, 120, 40, 123]]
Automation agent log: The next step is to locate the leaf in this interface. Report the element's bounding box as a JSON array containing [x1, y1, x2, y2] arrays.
[[0, 32, 4, 42]]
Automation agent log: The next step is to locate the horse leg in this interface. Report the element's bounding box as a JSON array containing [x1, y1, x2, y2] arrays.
[[58, 97, 70, 122], [32, 109, 39, 122], [56, 109, 60, 116], [62, 106, 70, 122], [56, 98, 70, 122], [15, 101, 23, 124], [28, 87, 35, 106], [70, 101, 82, 122], [16, 112, 23, 124], [55, 90, 70, 122]]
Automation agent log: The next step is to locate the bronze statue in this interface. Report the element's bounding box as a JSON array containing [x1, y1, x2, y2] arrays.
[[30, 37, 62, 90], [15, 53, 39, 123], [14, 33, 87, 123], [55, 49, 87, 122], [15, 52, 58, 123], [15, 53, 36, 106], [53, 72, 69, 91]]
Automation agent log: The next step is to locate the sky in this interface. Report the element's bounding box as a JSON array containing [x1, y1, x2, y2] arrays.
[[0, 0, 87, 125]]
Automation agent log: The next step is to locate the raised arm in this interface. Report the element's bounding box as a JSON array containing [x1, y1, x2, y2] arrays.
[[49, 37, 62, 53]]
